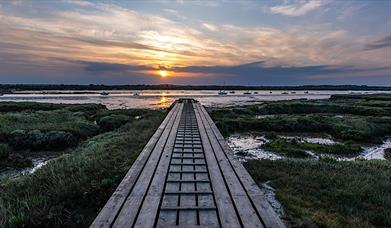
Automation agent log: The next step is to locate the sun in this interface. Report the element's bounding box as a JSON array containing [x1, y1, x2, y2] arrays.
[[158, 70, 169, 78]]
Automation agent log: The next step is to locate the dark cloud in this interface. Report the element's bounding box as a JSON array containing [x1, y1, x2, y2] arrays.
[[175, 61, 350, 76], [364, 35, 391, 50], [79, 61, 152, 73]]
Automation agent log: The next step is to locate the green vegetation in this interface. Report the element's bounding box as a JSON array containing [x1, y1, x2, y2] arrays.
[[0, 102, 164, 167], [262, 138, 362, 158], [210, 94, 391, 227], [0, 102, 156, 170], [0, 103, 106, 169], [0, 101, 104, 113], [10, 130, 77, 150], [245, 159, 391, 227], [0, 110, 100, 139], [385, 148, 391, 160], [0, 104, 166, 227], [210, 95, 391, 143], [0, 144, 11, 160]]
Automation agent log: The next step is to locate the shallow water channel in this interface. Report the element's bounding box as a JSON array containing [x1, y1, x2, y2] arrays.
[[227, 133, 390, 161], [0, 153, 61, 181]]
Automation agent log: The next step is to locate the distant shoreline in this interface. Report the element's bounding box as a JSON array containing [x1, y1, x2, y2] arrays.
[[1, 84, 391, 92]]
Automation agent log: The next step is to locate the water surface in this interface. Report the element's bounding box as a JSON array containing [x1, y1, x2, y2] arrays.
[[2, 90, 390, 109]]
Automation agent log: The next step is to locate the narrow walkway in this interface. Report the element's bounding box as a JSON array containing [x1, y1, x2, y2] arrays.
[[91, 99, 284, 228]]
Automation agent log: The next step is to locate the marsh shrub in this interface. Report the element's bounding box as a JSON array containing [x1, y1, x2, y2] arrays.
[[72, 122, 100, 138], [0, 143, 11, 160], [385, 148, 391, 160], [9, 130, 77, 150], [97, 115, 130, 132]]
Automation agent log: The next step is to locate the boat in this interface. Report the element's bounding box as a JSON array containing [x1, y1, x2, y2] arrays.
[[134, 92, 140, 96], [253, 91, 258, 94], [282, 92, 289, 95], [269, 91, 273, 94], [100, 91, 109, 96], [218, 90, 228, 95], [291, 91, 296, 94], [304, 91, 309, 94], [229, 91, 235, 94], [243, 91, 251, 95]]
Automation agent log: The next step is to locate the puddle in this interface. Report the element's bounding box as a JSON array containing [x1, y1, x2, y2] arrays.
[[358, 139, 391, 160], [227, 134, 283, 161], [0, 154, 58, 180], [281, 136, 336, 145], [260, 181, 285, 218], [255, 115, 275, 119]]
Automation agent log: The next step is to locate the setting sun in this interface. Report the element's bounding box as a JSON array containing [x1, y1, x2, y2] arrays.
[[158, 70, 169, 78]]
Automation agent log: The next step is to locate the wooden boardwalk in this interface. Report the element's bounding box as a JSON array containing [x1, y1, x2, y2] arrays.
[[91, 99, 285, 228]]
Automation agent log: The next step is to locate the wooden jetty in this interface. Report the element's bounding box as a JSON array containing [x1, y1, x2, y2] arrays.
[[91, 99, 285, 228]]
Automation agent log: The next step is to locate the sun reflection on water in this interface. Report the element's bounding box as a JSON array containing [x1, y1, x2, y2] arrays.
[[158, 96, 172, 108]]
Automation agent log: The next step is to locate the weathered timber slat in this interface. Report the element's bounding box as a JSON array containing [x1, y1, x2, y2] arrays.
[[91, 99, 285, 228]]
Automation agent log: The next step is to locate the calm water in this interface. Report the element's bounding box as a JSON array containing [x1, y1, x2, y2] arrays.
[[1, 90, 390, 109]]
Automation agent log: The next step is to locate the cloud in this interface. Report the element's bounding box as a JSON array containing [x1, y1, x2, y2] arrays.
[[270, 0, 323, 16], [364, 35, 391, 50], [0, 0, 390, 85], [202, 23, 218, 32], [80, 61, 152, 73]]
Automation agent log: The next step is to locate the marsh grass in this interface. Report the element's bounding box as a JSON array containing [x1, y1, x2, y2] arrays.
[[212, 94, 391, 227], [210, 95, 391, 143], [262, 138, 362, 157], [245, 159, 391, 227], [0, 109, 165, 227], [385, 148, 391, 160], [0, 102, 104, 113], [0, 110, 100, 139]]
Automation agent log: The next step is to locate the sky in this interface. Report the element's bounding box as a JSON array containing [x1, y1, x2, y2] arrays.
[[0, 0, 390, 85]]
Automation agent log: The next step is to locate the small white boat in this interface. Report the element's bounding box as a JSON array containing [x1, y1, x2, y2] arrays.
[[100, 91, 109, 96], [218, 90, 228, 95]]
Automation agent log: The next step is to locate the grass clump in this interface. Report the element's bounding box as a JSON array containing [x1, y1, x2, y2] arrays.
[[262, 138, 362, 157], [245, 159, 391, 227], [262, 138, 310, 158], [0, 102, 104, 113], [385, 148, 391, 160], [9, 130, 77, 150], [97, 115, 130, 132], [0, 144, 11, 160], [0, 110, 100, 139]]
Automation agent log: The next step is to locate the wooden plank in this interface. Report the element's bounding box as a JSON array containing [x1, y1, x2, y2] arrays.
[[194, 103, 241, 227], [135, 105, 189, 227], [198, 103, 285, 228], [90, 103, 180, 228], [178, 182, 197, 225], [111, 103, 183, 227], [195, 103, 263, 227]]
